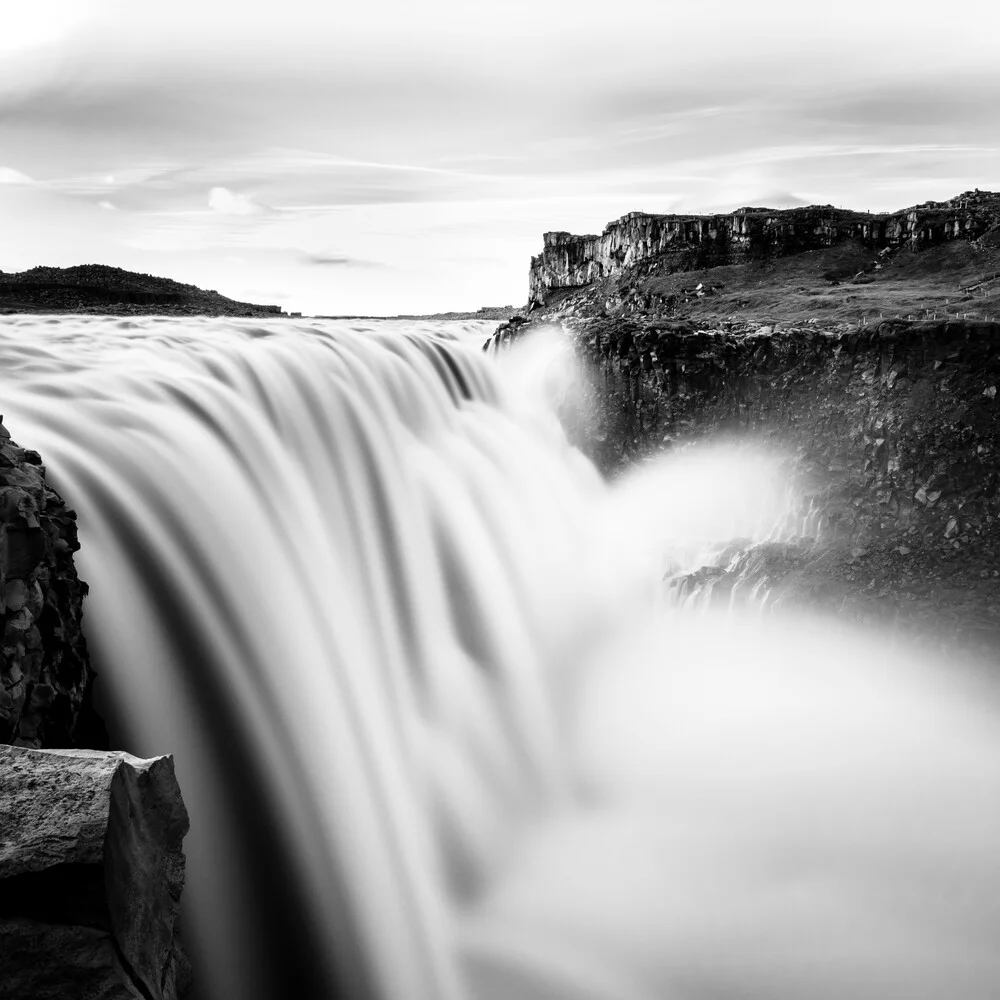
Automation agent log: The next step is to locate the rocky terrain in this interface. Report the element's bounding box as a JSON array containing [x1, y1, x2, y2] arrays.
[[489, 190, 1000, 664], [0, 264, 285, 317]]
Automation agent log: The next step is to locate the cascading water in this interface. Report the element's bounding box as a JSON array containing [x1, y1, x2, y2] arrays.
[[2, 315, 999, 1000]]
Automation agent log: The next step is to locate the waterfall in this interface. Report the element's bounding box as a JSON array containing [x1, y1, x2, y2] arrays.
[[2, 316, 999, 1000]]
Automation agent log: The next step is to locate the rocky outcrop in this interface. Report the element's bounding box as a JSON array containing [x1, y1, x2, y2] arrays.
[[0, 745, 190, 999], [529, 190, 1000, 303], [1, 416, 101, 748], [486, 314, 1000, 651], [533, 318, 1000, 574]]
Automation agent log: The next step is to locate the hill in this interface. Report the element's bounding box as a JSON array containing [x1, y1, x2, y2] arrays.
[[0, 264, 285, 317], [314, 305, 518, 322]]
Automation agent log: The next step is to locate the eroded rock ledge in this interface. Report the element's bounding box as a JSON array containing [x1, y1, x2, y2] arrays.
[[0, 745, 191, 999]]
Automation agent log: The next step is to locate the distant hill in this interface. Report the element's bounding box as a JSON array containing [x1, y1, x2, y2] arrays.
[[0, 264, 285, 317], [314, 305, 519, 321]]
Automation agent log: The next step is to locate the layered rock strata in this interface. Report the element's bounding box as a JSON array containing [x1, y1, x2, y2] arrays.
[[529, 190, 1000, 303], [0, 745, 190, 1000], [1, 415, 100, 748]]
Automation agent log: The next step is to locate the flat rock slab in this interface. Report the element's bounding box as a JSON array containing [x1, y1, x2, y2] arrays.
[[0, 745, 190, 999]]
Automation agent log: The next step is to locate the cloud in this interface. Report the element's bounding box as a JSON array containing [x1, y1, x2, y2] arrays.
[[0, 166, 33, 184], [303, 252, 352, 266], [208, 187, 264, 215], [807, 83, 1000, 131], [0, 3, 99, 58], [708, 191, 812, 212], [98, 199, 116, 209], [2, 0, 998, 315], [301, 251, 381, 268]]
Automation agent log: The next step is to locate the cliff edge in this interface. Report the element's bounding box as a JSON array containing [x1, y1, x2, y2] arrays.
[[529, 189, 1000, 308]]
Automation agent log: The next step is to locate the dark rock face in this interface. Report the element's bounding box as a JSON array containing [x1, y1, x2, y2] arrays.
[[486, 313, 1000, 654], [529, 190, 1000, 303], [1, 416, 101, 748], [532, 318, 1000, 570], [0, 745, 191, 1000]]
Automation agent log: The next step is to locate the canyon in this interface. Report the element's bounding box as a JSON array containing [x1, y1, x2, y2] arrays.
[[3, 189, 1000, 999]]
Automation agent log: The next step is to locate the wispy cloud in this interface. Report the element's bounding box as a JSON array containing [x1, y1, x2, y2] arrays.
[[300, 251, 383, 268], [0, 166, 33, 184], [208, 187, 266, 215], [1, 0, 998, 312]]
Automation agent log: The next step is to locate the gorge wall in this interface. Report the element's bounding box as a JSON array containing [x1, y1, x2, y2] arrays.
[[488, 316, 1000, 632], [1, 416, 101, 748], [529, 190, 1000, 304]]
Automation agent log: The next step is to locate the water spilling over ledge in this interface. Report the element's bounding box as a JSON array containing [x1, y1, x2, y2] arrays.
[[2, 315, 999, 1000]]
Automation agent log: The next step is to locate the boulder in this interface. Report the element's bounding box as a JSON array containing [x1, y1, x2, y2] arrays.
[[0, 745, 190, 999]]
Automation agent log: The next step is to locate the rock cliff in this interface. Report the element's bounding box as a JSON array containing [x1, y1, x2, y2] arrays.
[[1, 416, 101, 748], [488, 313, 1000, 655], [529, 190, 1000, 304]]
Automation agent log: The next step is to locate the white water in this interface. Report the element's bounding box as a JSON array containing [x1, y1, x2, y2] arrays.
[[2, 316, 998, 1000]]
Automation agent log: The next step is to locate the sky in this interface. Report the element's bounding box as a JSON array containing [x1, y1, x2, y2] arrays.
[[1, 0, 998, 315]]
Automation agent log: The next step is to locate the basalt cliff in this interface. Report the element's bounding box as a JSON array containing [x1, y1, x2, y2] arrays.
[[490, 190, 1000, 661], [1, 417, 100, 748], [528, 189, 1000, 306]]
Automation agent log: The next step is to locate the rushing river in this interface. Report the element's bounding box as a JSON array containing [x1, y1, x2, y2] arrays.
[[2, 315, 999, 1000]]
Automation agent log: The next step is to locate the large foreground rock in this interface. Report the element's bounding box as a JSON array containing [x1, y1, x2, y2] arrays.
[[0, 745, 190, 999]]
